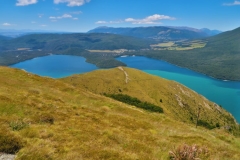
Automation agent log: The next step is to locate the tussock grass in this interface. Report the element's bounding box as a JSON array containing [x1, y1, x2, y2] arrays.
[[169, 144, 209, 160], [0, 126, 24, 154], [63, 67, 238, 132], [0, 66, 240, 159]]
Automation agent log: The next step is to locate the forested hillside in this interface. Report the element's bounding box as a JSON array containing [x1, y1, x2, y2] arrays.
[[0, 27, 239, 80], [137, 27, 240, 80], [0, 33, 150, 51]]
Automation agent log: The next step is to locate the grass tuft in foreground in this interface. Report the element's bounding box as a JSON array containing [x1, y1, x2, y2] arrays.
[[0, 128, 24, 154], [169, 143, 209, 160]]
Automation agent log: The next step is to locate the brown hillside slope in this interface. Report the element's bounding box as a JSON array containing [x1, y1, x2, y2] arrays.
[[63, 67, 238, 131], [0, 66, 240, 159]]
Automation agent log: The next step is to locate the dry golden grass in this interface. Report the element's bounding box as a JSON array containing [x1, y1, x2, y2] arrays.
[[0, 66, 240, 159], [63, 67, 238, 131]]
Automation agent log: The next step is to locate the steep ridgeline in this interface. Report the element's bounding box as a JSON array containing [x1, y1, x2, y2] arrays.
[[63, 67, 238, 131], [200, 28, 222, 36], [88, 26, 221, 40], [1, 66, 240, 159], [205, 26, 240, 51]]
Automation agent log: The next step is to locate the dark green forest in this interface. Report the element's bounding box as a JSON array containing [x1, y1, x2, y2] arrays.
[[105, 94, 163, 113], [0, 27, 239, 80], [136, 27, 240, 80]]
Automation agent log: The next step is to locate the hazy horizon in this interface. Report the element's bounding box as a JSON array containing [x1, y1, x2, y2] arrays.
[[1, 0, 240, 32]]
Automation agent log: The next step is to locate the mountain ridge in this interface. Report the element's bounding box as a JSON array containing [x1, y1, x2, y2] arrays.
[[62, 67, 238, 129], [88, 26, 221, 40], [0, 66, 240, 159]]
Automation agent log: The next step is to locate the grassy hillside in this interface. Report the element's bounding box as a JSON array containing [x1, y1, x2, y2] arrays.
[[1, 66, 240, 159], [63, 67, 238, 131]]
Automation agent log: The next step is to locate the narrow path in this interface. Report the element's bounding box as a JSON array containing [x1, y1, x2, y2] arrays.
[[118, 67, 130, 84]]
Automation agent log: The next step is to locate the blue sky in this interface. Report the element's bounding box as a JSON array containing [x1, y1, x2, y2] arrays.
[[0, 0, 240, 32]]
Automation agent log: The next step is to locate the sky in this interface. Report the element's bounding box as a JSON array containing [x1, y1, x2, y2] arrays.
[[0, 0, 240, 32]]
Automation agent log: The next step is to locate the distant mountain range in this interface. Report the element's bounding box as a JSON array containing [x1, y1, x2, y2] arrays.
[[0, 26, 221, 40], [200, 28, 222, 36], [88, 26, 222, 40], [0, 29, 72, 38], [0, 35, 10, 40]]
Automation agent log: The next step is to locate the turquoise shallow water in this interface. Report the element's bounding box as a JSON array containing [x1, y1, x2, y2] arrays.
[[10, 55, 240, 122], [117, 56, 240, 122], [10, 55, 98, 78]]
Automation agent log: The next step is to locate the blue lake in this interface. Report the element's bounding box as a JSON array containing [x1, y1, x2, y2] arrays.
[[117, 56, 240, 123], [10, 55, 98, 78], [10, 55, 240, 122]]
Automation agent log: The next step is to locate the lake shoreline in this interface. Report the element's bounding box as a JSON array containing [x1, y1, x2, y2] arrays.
[[6, 52, 240, 82], [116, 55, 240, 82], [117, 56, 240, 123]]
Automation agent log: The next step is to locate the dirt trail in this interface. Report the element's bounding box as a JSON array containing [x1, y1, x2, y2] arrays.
[[118, 67, 130, 84]]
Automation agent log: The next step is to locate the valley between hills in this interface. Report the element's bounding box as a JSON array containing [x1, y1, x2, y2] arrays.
[[0, 26, 240, 80], [0, 25, 240, 159]]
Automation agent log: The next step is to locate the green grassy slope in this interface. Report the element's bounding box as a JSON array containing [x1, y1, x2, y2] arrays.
[[1, 66, 240, 159]]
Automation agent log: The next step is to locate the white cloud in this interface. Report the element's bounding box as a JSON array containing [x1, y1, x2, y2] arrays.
[[49, 14, 79, 21], [109, 20, 123, 24], [223, 0, 240, 6], [49, 14, 72, 20], [96, 21, 108, 24], [95, 14, 175, 25], [95, 20, 123, 24], [2, 23, 11, 26], [125, 14, 175, 24], [71, 11, 82, 14], [31, 21, 37, 24], [54, 0, 90, 7], [40, 24, 47, 27], [62, 14, 72, 18], [38, 14, 44, 18], [16, 0, 38, 6]]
